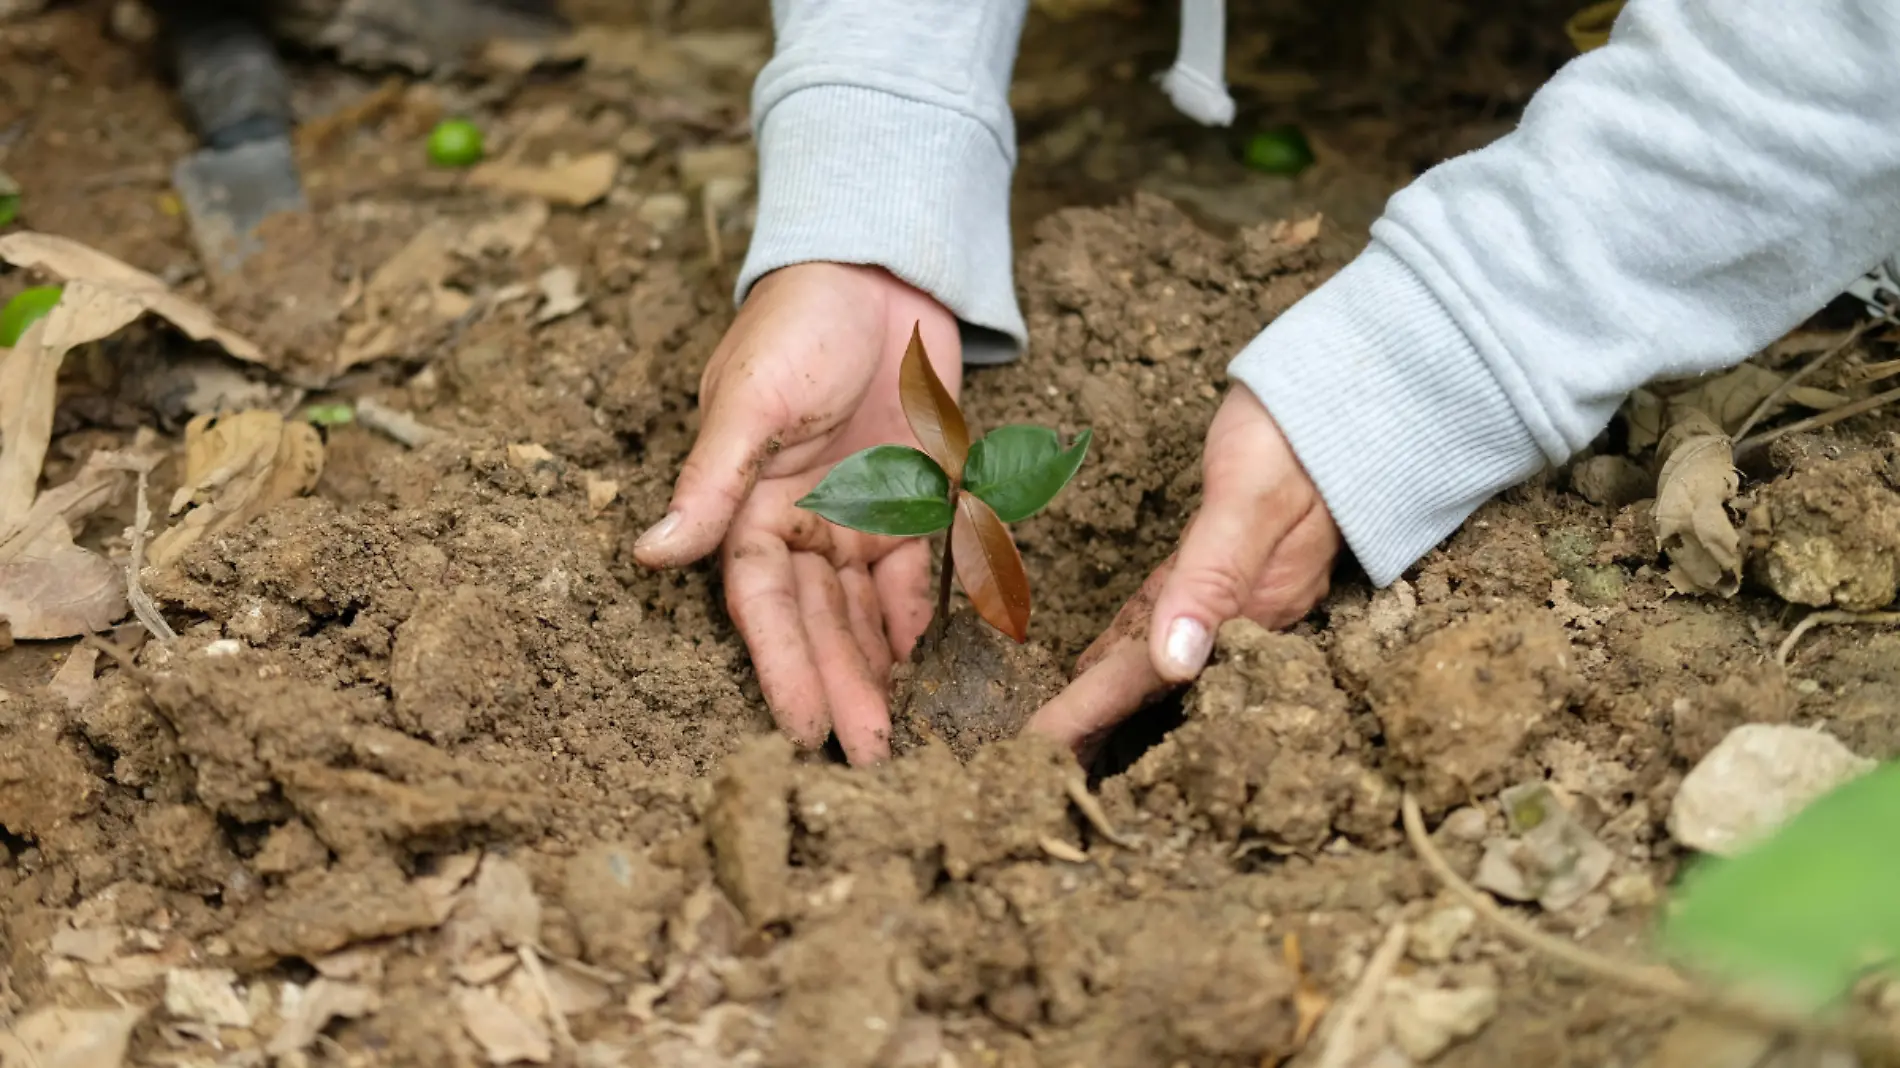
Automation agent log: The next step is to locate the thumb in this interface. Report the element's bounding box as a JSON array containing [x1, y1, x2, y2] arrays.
[[1147, 389, 1304, 682], [634, 399, 777, 569]]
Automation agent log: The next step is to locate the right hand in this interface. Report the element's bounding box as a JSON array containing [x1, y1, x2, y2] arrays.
[[632, 263, 964, 765]]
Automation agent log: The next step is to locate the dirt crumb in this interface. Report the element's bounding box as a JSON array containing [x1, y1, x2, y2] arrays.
[[1370, 609, 1582, 816], [890, 611, 1066, 761], [390, 584, 530, 744], [1746, 449, 1900, 610]]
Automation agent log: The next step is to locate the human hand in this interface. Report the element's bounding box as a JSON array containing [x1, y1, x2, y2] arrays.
[[1024, 384, 1341, 754], [633, 263, 962, 765]]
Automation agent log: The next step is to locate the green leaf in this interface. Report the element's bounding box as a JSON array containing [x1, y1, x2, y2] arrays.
[[0, 194, 17, 228], [1659, 760, 1900, 1008], [301, 402, 355, 427], [0, 285, 62, 348], [963, 426, 1091, 524], [796, 445, 953, 536]]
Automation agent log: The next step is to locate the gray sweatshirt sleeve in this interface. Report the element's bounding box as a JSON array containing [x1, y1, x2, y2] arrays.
[[735, 0, 1031, 356], [1233, 0, 1900, 585]]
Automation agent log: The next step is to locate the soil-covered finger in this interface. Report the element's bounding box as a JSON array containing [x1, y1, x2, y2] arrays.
[[872, 538, 935, 661], [722, 533, 831, 747], [791, 552, 892, 765]]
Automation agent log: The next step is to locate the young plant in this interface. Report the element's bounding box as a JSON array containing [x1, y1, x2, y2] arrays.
[[795, 323, 1091, 643]]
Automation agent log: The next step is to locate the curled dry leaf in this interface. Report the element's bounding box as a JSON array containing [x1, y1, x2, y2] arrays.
[[0, 446, 154, 640], [469, 151, 618, 208], [146, 411, 324, 572], [0, 232, 267, 365], [1653, 406, 1742, 597], [269, 978, 380, 1056], [898, 322, 970, 482], [1662, 362, 1847, 434], [951, 491, 1031, 642]]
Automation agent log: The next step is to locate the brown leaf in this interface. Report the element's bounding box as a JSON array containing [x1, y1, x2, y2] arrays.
[[0, 1006, 144, 1068], [457, 984, 552, 1065], [0, 233, 267, 364], [146, 411, 324, 571], [951, 491, 1031, 642], [0, 535, 126, 639], [1653, 406, 1742, 597], [48, 645, 100, 708], [468, 152, 618, 208], [470, 853, 543, 949], [1662, 362, 1848, 434], [898, 322, 970, 482]]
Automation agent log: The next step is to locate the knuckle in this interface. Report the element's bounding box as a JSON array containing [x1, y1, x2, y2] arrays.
[[1172, 558, 1253, 617]]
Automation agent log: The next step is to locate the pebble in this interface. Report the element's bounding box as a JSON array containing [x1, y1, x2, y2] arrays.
[[1437, 807, 1490, 844], [637, 193, 690, 232], [1385, 978, 1499, 1062], [1668, 723, 1874, 856], [1605, 872, 1657, 910], [1408, 905, 1476, 964]]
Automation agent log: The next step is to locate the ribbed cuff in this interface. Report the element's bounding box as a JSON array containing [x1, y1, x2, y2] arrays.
[[1228, 242, 1551, 586], [736, 84, 1027, 360]]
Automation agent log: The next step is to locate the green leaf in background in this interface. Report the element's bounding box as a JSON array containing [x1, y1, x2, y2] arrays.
[[1242, 126, 1315, 176], [302, 402, 355, 427], [797, 445, 954, 537], [0, 169, 18, 226], [1659, 761, 1900, 1007], [963, 426, 1092, 524], [0, 285, 63, 347]]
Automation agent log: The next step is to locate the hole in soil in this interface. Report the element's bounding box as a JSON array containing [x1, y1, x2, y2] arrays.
[[0, 823, 32, 858], [1085, 689, 1188, 785]]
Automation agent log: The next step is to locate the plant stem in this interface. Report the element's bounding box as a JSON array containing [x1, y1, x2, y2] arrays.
[[932, 516, 956, 649]]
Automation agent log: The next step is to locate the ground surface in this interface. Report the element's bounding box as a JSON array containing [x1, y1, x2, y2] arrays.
[[3, 1, 1899, 1066]]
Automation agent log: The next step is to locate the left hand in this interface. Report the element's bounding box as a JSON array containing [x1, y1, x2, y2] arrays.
[[1024, 384, 1342, 754]]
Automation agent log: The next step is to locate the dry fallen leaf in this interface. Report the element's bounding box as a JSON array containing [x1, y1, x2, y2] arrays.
[[1621, 387, 1665, 453], [269, 978, 380, 1056], [0, 232, 267, 364], [543, 962, 612, 1016], [146, 410, 324, 572], [164, 967, 252, 1028], [457, 984, 553, 1065], [469, 152, 618, 207], [1662, 362, 1847, 434], [462, 201, 550, 258], [0, 536, 125, 639], [415, 852, 483, 924], [0, 1006, 144, 1068], [1653, 406, 1742, 597], [48, 645, 100, 708]]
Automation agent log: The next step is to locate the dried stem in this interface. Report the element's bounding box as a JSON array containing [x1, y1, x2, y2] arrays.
[[1733, 320, 1870, 444], [1400, 794, 1895, 1056], [1777, 610, 1900, 666], [126, 464, 177, 641], [1315, 920, 1410, 1068], [1734, 383, 1900, 458]]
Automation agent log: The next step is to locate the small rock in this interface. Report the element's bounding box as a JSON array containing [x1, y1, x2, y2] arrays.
[[616, 126, 658, 161], [1438, 807, 1490, 844], [1469, 783, 1613, 911], [636, 192, 690, 232], [677, 143, 755, 189], [165, 967, 252, 1028], [1365, 580, 1418, 642], [1669, 723, 1874, 856], [1385, 977, 1499, 1062], [1605, 872, 1657, 910], [1570, 454, 1654, 508], [1409, 905, 1476, 964], [534, 266, 586, 324], [585, 477, 619, 514]]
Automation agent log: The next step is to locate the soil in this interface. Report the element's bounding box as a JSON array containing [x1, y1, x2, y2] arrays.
[[3, 1, 1900, 1066]]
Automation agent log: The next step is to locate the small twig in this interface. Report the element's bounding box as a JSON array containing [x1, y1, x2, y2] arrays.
[[1777, 610, 1900, 666], [1401, 794, 1895, 1055], [354, 397, 438, 448], [1734, 321, 1870, 444], [1314, 920, 1409, 1068], [1734, 383, 1900, 459], [516, 946, 577, 1056], [702, 193, 724, 269], [1064, 774, 1134, 849], [125, 465, 178, 641]]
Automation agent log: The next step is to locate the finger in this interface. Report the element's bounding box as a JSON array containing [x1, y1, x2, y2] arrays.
[[1074, 556, 1173, 678], [1025, 632, 1174, 754], [1242, 507, 1340, 628], [635, 398, 781, 570], [722, 532, 830, 748], [871, 538, 935, 662], [1149, 402, 1309, 683], [838, 563, 893, 684], [792, 553, 893, 765]]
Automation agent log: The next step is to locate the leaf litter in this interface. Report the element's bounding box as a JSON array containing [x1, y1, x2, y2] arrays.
[[1652, 405, 1743, 596]]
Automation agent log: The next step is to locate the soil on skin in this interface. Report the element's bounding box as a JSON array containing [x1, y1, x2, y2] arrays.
[[3, 1, 1899, 1066]]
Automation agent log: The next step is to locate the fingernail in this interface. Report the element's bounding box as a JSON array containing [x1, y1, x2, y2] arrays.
[[1162, 617, 1212, 680], [635, 511, 682, 554]]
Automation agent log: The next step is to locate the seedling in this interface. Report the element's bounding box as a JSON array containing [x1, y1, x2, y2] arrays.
[[796, 324, 1091, 643]]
